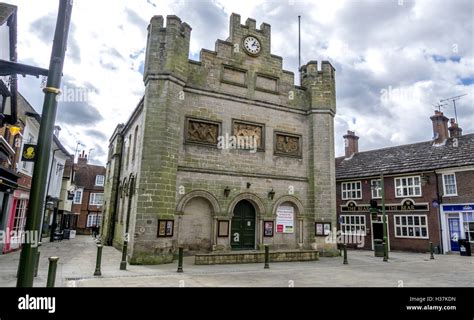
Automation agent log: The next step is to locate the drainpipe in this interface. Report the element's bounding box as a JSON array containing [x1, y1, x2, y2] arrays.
[[434, 170, 444, 254], [107, 133, 124, 246]]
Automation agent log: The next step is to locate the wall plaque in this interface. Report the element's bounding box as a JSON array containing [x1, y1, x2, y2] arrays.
[[185, 117, 220, 146], [274, 132, 302, 157], [232, 119, 264, 151]]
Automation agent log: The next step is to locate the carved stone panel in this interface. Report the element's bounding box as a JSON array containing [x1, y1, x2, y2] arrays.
[[185, 117, 220, 146], [274, 132, 302, 158], [232, 120, 265, 151]]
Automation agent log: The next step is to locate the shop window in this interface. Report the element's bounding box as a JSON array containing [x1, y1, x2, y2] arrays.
[[394, 214, 428, 239]]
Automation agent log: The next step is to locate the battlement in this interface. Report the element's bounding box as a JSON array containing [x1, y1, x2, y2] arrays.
[[143, 15, 192, 83], [148, 15, 192, 35], [300, 60, 335, 81], [300, 61, 336, 113], [228, 13, 271, 41]]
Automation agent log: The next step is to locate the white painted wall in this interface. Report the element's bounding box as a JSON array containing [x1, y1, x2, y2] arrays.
[[46, 142, 68, 199]]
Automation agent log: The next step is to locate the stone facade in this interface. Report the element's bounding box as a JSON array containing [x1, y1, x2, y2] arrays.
[[102, 13, 337, 264]]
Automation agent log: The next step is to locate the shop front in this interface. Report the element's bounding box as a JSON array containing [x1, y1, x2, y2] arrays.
[[440, 204, 474, 253], [0, 167, 19, 254]]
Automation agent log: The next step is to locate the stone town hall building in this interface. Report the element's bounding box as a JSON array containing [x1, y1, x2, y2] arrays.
[[102, 13, 337, 264]]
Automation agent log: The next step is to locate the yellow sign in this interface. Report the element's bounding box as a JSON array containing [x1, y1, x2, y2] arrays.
[[21, 144, 37, 162]]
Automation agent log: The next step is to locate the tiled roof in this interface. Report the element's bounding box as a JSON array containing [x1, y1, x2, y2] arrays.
[[336, 133, 474, 180], [75, 163, 106, 190]]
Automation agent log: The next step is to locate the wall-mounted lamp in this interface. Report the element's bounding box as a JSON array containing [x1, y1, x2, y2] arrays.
[[246, 182, 251, 189], [268, 189, 275, 200], [224, 186, 231, 198]]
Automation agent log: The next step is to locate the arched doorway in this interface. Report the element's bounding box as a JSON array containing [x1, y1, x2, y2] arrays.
[[231, 200, 256, 250], [180, 197, 213, 252]]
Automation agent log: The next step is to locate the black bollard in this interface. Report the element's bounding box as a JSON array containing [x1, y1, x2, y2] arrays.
[[343, 244, 348, 265], [430, 242, 435, 260], [46, 257, 59, 287], [34, 251, 41, 277], [264, 245, 270, 269], [94, 244, 103, 276], [177, 247, 184, 273]]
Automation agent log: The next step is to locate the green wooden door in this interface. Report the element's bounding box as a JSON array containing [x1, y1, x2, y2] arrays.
[[231, 200, 256, 250]]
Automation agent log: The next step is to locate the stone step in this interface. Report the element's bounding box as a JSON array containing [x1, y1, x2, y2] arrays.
[[195, 250, 319, 265]]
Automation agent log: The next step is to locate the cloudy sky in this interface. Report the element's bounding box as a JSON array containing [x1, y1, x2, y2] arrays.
[[6, 0, 474, 164]]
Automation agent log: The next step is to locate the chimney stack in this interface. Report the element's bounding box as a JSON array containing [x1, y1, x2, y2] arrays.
[[77, 150, 88, 165], [430, 111, 449, 145], [343, 130, 359, 158], [448, 118, 463, 138]]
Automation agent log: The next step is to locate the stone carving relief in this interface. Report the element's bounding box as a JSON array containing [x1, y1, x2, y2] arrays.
[[186, 119, 219, 145], [233, 121, 263, 150], [275, 133, 301, 157]]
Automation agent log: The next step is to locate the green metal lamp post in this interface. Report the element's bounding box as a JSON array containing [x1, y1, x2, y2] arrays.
[[16, 0, 73, 287]]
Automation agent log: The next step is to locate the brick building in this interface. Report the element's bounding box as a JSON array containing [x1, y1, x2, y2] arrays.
[[336, 111, 474, 253], [72, 151, 106, 234], [102, 13, 338, 264]]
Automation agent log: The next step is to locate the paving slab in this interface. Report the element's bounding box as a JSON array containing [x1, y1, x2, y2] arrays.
[[0, 236, 472, 287]]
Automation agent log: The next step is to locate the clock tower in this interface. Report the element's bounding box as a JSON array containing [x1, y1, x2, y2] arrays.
[[102, 13, 338, 264]]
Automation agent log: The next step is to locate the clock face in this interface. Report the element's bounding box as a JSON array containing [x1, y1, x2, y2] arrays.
[[243, 36, 261, 55]]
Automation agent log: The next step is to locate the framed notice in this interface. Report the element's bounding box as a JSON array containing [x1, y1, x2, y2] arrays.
[[264, 221, 274, 237], [315, 223, 324, 236], [276, 206, 294, 233], [157, 220, 174, 237], [323, 222, 331, 236], [218, 220, 229, 237], [316, 222, 331, 236]]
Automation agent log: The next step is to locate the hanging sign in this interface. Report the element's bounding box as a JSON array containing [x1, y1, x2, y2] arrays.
[[21, 144, 37, 162]]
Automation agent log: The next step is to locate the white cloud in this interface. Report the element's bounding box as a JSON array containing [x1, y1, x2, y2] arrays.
[[4, 0, 473, 163]]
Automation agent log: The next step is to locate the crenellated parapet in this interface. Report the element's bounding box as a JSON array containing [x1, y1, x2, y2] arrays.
[[300, 60, 336, 114], [143, 15, 192, 84]]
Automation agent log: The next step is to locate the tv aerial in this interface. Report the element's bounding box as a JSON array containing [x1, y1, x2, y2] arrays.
[[440, 94, 467, 127], [432, 102, 448, 112]]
